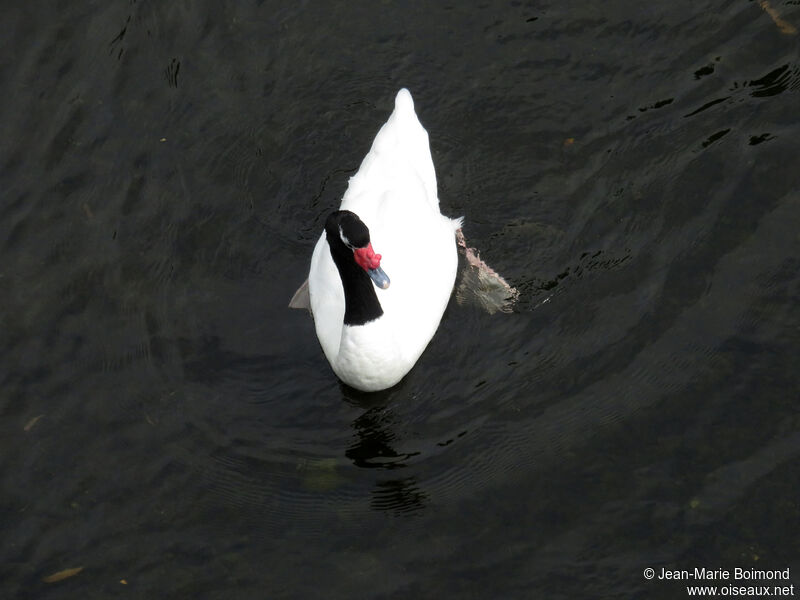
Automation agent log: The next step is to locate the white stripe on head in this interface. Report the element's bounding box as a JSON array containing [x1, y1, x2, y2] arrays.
[[338, 225, 354, 249]]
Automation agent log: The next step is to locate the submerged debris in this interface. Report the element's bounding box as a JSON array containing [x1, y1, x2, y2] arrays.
[[42, 566, 84, 583], [23, 414, 45, 432], [759, 0, 797, 35]]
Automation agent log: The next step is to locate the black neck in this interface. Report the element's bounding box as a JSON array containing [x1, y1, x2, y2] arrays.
[[327, 232, 384, 326]]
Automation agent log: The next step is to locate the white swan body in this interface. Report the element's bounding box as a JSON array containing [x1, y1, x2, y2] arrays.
[[307, 89, 461, 391]]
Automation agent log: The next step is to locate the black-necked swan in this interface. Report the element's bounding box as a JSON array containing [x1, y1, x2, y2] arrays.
[[297, 88, 462, 392]]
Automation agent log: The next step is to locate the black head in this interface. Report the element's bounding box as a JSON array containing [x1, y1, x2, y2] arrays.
[[324, 210, 387, 325], [325, 210, 370, 250]]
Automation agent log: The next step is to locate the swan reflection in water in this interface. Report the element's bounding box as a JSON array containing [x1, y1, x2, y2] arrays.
[[341, 383, 429, 515]]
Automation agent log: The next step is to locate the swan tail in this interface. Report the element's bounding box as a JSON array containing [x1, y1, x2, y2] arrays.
[[394, 88, 415, 114]]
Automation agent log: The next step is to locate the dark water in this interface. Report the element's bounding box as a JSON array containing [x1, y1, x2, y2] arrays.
[[2, 1, 799, 598]]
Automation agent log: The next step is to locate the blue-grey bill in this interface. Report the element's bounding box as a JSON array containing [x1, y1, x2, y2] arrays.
[[368, 266, 390, 289]]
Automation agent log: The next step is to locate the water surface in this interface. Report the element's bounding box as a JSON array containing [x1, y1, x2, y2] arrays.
[[2, 1, 799, 598]]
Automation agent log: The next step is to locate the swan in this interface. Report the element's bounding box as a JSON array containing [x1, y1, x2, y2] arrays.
[[294, 88, 462, 392]]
